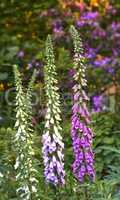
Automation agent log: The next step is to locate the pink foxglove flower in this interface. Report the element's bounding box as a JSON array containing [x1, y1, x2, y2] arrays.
[[70, 26, 95, 182]]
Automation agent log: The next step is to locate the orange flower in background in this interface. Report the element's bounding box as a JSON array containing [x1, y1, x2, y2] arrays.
[[96, 54, 103, 60], [90, 0, 109, 8], [90, 0, 99, 7], [59, 0, 109, 10], [59, 0, 85, 9]]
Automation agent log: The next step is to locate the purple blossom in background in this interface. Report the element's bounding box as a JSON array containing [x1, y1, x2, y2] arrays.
[[94, 57, 111, 68], [76, 20, 86, 28], [112, 33, 120, 39], [70, 26, 95, 183], [85, 47, 96, 59], [35, 61, 43, 68], [106, 67, 115, 74], [81, 11, 99, 20], [76, 11, 99, 28], [28, 63, 33, 69], [52, 19, 64, 38], [53, 26, 63, 33], [92, 95, 103, 112], [112, 49, 118, 56], [106, 5, 117, 15], [17, 50, 24, 58], [93, 27, 106, 38], [68, 69, 75, 77], [110, 22, 120, 32], [53, 19, 62, 30], [66, 80, 74, 88], [28, 60, 43, 69]]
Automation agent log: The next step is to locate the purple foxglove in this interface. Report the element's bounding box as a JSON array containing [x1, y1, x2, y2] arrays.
[[70, 26, 95, 182], [42, 35, 65, 186]]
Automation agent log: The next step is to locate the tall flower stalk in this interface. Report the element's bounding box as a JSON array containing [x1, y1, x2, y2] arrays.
[[70, 26, 95, 182], [13, 65, 40, 200], [42, 35, 65, 186]]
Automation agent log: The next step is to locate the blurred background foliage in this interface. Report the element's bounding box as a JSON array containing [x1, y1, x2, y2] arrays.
[[0, 0, 120, 199]]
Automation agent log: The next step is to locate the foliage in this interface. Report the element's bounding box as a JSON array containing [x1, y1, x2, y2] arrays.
[[0, 118, 120, 199], [92, 112, 120, 176]]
